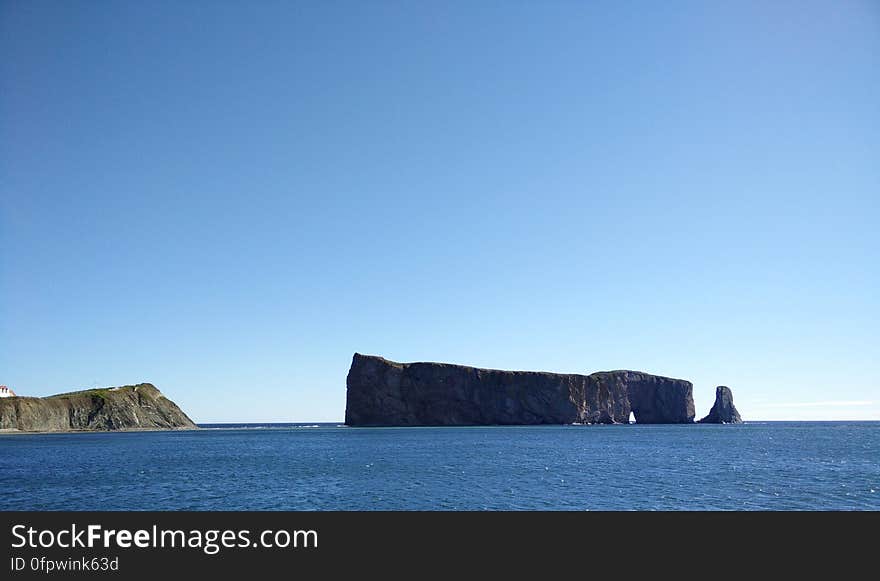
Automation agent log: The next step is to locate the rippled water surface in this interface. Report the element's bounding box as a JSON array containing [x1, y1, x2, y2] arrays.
[[1, 422, 878, 510]]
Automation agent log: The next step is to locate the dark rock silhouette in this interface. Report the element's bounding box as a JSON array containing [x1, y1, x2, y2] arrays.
[[698, 386, 743, 424], [344, 354, 695, 426]]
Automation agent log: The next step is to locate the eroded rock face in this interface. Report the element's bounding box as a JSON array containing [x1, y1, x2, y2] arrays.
[[698, 386, 742, 424], [344, 354, 695, 426], [0, 383, 198, 432]]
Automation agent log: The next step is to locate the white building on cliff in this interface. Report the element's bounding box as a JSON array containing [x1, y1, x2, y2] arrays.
[[0, 385, 16, 398]]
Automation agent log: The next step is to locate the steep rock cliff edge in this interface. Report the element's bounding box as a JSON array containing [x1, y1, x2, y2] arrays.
[[345, 354, 695, 426]]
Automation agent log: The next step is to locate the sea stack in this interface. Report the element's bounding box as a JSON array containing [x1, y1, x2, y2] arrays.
[[0, 383, 198, 432], [344, 353, 695, 426], [698, 386, 743, 424]]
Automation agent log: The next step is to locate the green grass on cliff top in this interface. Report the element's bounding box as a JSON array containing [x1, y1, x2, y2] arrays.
[[46, 384, 152, 399]]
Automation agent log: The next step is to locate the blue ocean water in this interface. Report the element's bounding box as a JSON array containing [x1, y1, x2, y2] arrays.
[[1, 422, 878, 510]]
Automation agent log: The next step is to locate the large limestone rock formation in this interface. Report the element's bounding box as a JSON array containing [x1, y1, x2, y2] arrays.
[[345, 354, 695, 426]]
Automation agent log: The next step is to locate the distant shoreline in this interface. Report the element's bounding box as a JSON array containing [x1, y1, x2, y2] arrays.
[[2, 420, 877, 436], [0, 426, 200, 436]]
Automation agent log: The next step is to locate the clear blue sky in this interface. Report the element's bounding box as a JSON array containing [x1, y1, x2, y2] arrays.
[[1, 1, 877, 422]]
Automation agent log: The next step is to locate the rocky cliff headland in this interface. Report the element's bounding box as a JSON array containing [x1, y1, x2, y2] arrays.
[[345, 354, 698, 426], [0, 383, 197, 432]]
